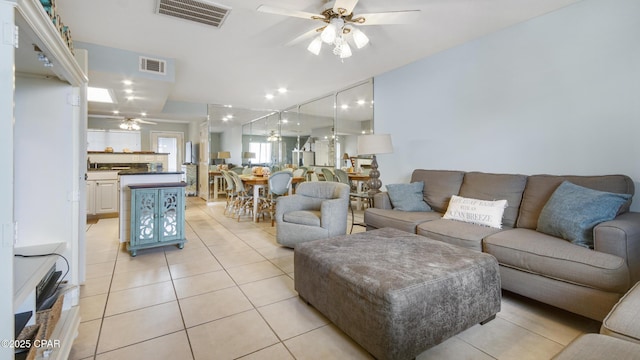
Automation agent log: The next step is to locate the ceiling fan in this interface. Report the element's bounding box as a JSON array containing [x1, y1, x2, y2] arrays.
[[92, 115, 158, 131], [257, 0, 420, 59]]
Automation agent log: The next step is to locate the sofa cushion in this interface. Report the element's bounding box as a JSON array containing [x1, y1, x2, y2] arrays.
[[600, 281, 640, 343], [537, 181, 632, 249], [443, 195, 508, 229], [483, 228, 630, 293], [386, 182, 431, 212], [458, 172, 527, 228], [283, 210, 321, 227], [410, 170, 465, 213], [517, 174, 634, 229], [417, 219, 505, 251], [364, 208, 441, 233]]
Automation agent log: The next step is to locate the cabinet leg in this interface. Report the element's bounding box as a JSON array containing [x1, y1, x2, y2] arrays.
[[130, 250, 137, 257], [178, 243, 184, 249]]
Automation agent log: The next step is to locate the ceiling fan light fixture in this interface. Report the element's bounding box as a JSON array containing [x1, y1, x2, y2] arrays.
[[352, 27, 369, 49], [307, 36, 323, 55], [119, 122, 128, 130], [321, 17, 344, 44], [132, 123, 140, 130]]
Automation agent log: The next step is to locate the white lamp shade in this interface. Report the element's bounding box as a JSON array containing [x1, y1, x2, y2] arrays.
[[352, 28, 369, 49], [242, 152, 256, 159], [321, 17, 344, 44], [357, 134, 393, 155], [217, 151, 231, 159], [339, 42, 352, 58], [307, 36, 322, 55], [321, 23, 337, 44]]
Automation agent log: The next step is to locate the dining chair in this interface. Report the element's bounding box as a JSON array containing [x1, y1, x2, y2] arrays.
[[335, 168, 370, 233], [262, 170, 293, 226], [220, 170, 236, 215], [321, 168, 335, 182], [228, 171, 254, 221]]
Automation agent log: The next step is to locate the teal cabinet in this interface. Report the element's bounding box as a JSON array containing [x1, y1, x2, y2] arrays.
[[128, 182, 187, 256]]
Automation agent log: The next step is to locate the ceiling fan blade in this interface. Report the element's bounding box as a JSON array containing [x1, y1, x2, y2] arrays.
[[132, 118, 157, 125], [333, 0, 359, 16], [355, 10, 421, 25], [285, 28, 322, 47], [90, 114, 124, 120], [257, 5, 320, 21]]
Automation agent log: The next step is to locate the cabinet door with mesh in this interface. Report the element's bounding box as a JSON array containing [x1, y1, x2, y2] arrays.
[[159, 187, 185, 242]]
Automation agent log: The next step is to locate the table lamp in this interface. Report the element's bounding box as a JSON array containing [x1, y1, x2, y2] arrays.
[[357, 134, 393, 195], [242, 151, 256, 166], [217, 151, 231, 164]]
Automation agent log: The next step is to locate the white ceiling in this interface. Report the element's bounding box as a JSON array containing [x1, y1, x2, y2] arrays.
[[56, 0, 580, 127]]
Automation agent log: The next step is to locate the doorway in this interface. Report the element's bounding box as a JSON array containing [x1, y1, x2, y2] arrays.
[[151, 131, 184, 172]]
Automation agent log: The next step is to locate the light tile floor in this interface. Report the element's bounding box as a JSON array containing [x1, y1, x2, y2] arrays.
[[72, 197, 601, 360]]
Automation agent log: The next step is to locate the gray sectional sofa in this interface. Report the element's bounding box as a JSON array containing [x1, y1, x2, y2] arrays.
[[364, 170, 640, 321]]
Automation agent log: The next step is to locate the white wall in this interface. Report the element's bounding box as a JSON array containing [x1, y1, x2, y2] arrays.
[[374, 0, 640, 210]]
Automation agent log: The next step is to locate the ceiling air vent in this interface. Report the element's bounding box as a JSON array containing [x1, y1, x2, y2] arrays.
[[139, 56, 167, 75], [155, 0, 231, 28]]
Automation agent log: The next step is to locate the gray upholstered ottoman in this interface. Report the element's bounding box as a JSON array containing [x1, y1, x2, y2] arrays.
[[600, 281, 640, 343], [294, 227, 501, 360]]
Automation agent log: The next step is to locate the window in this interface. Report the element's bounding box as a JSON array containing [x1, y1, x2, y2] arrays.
[[249, 142, 271, 164]]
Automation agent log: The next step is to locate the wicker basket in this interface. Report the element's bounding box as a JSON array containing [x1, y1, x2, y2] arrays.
[[16, 324, 43, 360], [35, 294, 64, 340]]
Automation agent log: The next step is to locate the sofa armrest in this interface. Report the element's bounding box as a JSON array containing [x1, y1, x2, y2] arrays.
[[373, 192, 392, 209], [320, 198, 349, 236], [594, 212, 640, 284]]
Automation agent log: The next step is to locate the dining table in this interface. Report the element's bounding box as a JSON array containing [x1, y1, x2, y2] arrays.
[[240, 175, 306, 222]]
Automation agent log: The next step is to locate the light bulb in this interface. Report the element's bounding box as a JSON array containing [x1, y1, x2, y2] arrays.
[[307, 36, 322, 55], [352, 28, 369, 49], [132, 123, 140, 130], [119, 123, 128, 130]]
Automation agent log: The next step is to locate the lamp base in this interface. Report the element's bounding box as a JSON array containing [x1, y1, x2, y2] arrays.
[[367, 155, 382, 196]]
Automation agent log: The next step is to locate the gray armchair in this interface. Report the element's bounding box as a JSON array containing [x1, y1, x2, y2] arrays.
[[275, 182, 350, 248]]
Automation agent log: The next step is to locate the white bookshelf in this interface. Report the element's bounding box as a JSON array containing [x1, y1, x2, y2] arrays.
[[1, 0, 88, 359]]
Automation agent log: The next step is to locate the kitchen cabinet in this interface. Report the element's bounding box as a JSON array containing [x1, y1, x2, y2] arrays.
[[86, 171, 119, 215], [1, 0, 88, 358], [128, 182, 187, 257]]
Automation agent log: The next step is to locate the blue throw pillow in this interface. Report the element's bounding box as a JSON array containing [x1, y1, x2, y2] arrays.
[[537, 181, 631, 249], [386, 182, 431, 212]]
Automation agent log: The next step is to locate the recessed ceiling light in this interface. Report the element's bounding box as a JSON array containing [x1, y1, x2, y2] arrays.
[[281, 119, 288, 124], [265, 94, 274, 100], [222, 117, 229, 122], [140, 112, 147, 117], [361, 130, 366, 134], [87, 87, 115, 103], [278, 87, 288, 94], [123, 80, 133, 86], [341, 104, 349, 110], [113, 110, 119, 115], [226, 114, 234, 119], [224, 104, 233, 108], [357, 99, 365, 105], [124, 89, 133, 94], [126, 96, 135, 101]]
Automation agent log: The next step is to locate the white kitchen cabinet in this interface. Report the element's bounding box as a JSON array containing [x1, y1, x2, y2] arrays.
[[95, 180, 118, 213], [87, 181, 96, 215], [87, 171, 119, 215]]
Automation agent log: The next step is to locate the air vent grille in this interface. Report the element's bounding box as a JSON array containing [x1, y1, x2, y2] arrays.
[[139, 57, 167, 75], [156, 0, 231, 28]]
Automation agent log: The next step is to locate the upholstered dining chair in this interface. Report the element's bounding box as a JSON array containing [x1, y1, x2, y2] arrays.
[[275, 182, 350, 248], [260, 170, 293, 226], [321, 168, 335, 182]]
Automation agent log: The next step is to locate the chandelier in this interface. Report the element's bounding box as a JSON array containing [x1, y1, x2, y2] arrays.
[[266, 130, 280, 142], [119, 120, 140, 131], [306, 8, 369, 59]]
